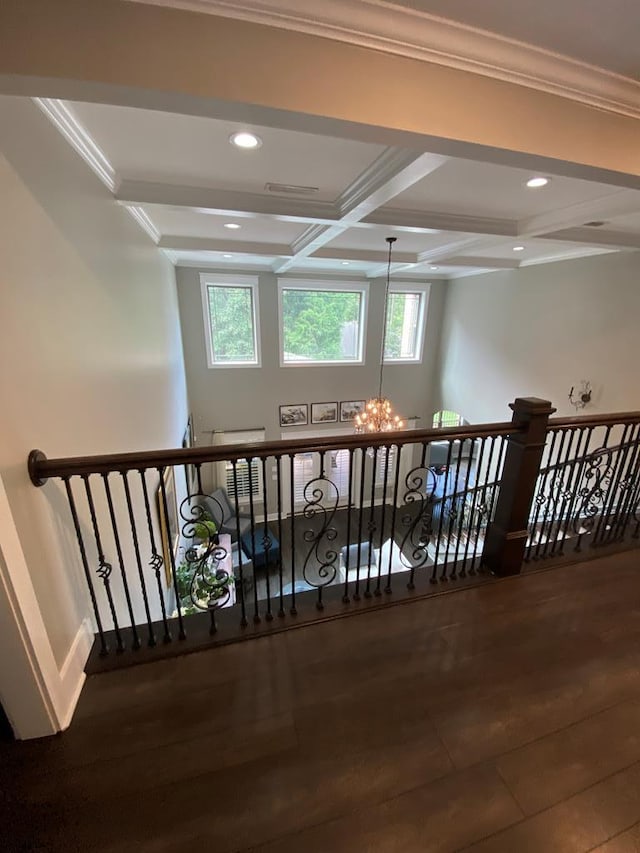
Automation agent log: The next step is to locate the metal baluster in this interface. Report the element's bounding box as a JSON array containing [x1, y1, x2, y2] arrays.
[[434, 440, 455, 581], [121, 472, 155, 646], [476, 436, 498, 573], [563, 426, 593, 554], [247, 456, 260, 623], [453, 439, 474, 578], [442, 439, 465, 580], [597, 423, 632, 545], [275, 455, 285, 617], [158, 466, 186, 640], [354, 446, 367, 601], [289, 454, 297, 615], [231, 461, 248, 627], [409, 441, 429, 590], [375, 445, 391, 596], [261, 457, 273, 621], [64, 478, 108, 656], [386, 443, 402, 594], [546, 428, 578, 557], [342, 448, 354, 603], [540, 428, 570, 559], [463, 436, 486, 575], [139, 470, 171, 643], [102, 473, 140, 650], [612, 424, 640, 541], [83, 475, 123, 653], [316, 450, 326, 612], [574, 426, 609, 552], [365, 446, 378, 598], [532, 430, 560, 559]]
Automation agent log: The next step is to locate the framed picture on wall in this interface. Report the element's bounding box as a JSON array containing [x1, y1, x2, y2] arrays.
[[157, 466, 179, 587], [311, 401, 338, 424], [340, 400, 366, 422], [279, 403, 308, 427]]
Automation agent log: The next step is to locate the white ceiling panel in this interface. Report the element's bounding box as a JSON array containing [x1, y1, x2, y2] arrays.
[[325, 226, 451, 254], [285, 256, 380, 274], [142, 205, 306, 243], [172, 251, 277, 269], [603, 212, 640, 234], [458, 238, 617, 263], [393, 159, 622, 220], [70, 102, 386, 201]]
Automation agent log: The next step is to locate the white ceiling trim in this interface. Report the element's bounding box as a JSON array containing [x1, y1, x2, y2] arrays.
[[127, 0, 640, 119]]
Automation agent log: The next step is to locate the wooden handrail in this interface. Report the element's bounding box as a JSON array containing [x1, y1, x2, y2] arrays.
[[29, 420, 518, 484], [549, 411, 640, 429]]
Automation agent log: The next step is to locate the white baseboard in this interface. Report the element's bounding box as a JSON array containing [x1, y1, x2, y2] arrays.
[[55, 618, 93, 730]]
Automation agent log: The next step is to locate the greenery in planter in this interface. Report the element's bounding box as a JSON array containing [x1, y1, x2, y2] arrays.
[[191, 518, 218, 541], [176, 555, 233, 616]]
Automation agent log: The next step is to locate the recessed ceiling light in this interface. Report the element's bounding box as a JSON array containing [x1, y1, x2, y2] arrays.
[[513, 245, 525, 252], [223, 254, 233, 258], [430, 265, 439, 270], [342, 261, 350, 265], [526, 176, 549, 188], [224, 223, 241, 230], [229, 131, 262, 150]]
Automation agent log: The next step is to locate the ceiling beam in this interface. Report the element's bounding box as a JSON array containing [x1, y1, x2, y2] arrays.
[[274, 148, 448, 272], [158, 236, 292, 255], [311, 247, 417, 263], [116, 180, 339, 223], [440, 255, 521, 269], [538, 227, 640, 250], [518, 189, 640, 238], [364, 207, 517, 237]]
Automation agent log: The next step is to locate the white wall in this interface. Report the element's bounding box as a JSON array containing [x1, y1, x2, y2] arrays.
[[437, 252, 640, 425], [0, 97, 188, 735], [176, 266, 445, 446]]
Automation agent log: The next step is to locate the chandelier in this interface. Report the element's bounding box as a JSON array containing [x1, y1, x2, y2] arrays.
[[355, 236, 404, 433]]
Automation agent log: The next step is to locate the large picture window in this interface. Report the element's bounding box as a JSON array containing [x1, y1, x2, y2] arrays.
[[383, 283, 429, 363], [278, 280, 368, 366], [201, 274, 260, 368]]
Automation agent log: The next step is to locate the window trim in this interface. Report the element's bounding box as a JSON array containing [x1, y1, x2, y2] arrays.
[[382, 281, 430, 365], [200, 273, 261, 369], [277, 278, 369, 368]]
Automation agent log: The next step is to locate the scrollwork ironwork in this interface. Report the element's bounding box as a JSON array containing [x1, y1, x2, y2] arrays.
[[398, 465, 437, 571], [301, 477, 339, 589]]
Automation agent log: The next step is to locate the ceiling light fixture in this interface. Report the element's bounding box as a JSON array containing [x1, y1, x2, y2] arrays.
[[430, 265, 439, 270], [355, 237, 404, 434], [342, 261, 350, 265], [224, 223, 241, 230], [223, 254, 233, 258], [513, 245, 525, 252], [229, 131, 262, 150], [526, 176, 549, 188]]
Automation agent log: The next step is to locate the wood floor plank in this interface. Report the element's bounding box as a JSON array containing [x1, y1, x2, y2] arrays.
[[2, 550, 640, 853]]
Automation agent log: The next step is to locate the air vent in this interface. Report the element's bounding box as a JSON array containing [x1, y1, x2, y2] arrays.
[[583, 220, 608, 227], [265, 182, 320, 195]]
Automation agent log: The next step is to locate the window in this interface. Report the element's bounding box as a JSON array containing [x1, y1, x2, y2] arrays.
[[433, 410, 463, 428], [216, 429, 265, 504], [278, 280, 368, 366], [383, 284, 428, 363], [201, 274, 260, 368]]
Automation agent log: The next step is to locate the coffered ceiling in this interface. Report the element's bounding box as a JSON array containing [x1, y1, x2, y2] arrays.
[[37, 95, 640, 280]]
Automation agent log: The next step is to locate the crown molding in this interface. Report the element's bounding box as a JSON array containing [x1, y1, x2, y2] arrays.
[[127, 0, 640, 120]]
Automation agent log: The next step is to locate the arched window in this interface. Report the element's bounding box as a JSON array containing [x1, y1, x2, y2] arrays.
[[432, 409, 464, 429]]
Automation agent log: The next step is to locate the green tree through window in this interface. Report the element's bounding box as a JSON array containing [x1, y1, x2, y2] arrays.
[[281, 289, 362, 362], [208, 285, 256, 363]]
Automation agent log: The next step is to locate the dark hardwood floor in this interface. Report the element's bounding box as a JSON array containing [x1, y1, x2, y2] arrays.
[[2, 550, 640, 852]]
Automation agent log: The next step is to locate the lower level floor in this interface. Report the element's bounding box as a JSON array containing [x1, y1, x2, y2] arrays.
[[2, 549, 640, 851]]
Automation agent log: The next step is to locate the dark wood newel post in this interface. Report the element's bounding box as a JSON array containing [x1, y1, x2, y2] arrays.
[[482, 397, 556, 576]]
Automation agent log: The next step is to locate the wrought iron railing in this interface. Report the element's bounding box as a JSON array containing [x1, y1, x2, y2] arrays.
[[27, 399, 640, 667], [526, 414, 640, 562]]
